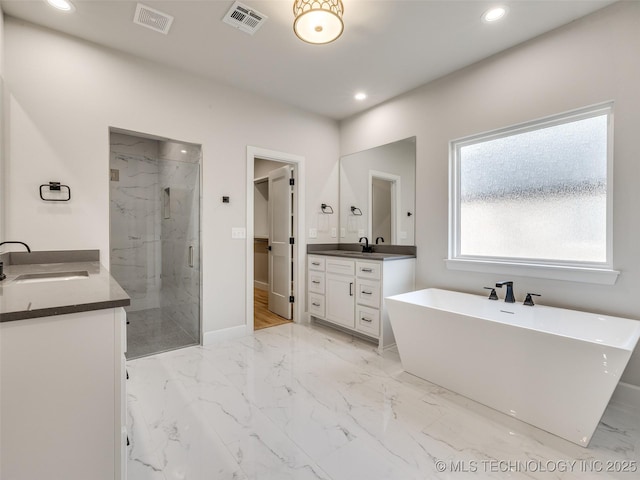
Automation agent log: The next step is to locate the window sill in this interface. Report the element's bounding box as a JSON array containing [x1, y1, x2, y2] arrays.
[[445, 259, 619, 285]]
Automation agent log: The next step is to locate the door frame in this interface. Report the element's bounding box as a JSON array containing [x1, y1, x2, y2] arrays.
[[368, 170, 401, 244], [246, 146, 306, 332]]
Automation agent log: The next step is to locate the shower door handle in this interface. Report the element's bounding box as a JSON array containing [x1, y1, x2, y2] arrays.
[[188, 246, 194, 268]]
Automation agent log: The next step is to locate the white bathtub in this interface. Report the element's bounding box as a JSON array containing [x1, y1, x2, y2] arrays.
[[385, 288, 640, 446]]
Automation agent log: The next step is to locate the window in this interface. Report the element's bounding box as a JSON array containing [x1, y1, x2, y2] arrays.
[[448, 103, 617, 283]]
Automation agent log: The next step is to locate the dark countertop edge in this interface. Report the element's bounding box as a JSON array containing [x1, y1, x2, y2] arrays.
[[307, 243, 416, 260], [0, 298, 131, 323], [0, 249, 100, 266], [308, 250, 416, 261], [307, 243, 416, 256]]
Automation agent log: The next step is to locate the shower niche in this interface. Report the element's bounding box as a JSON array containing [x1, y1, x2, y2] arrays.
[[109, 130, 201, 359]]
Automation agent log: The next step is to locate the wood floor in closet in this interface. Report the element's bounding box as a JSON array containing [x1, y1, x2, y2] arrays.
[[254, 288, 292, 330]]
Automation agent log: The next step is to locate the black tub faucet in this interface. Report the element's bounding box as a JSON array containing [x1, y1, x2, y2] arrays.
[[0, 241, 31, 253], [524, 293, 541, 306], [484, 287, 498, 300], [495, 281, 515, 303], [359, 236, 372, 253]]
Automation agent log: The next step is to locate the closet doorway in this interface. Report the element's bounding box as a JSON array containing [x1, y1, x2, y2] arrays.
[[253, 159, 295, 330]]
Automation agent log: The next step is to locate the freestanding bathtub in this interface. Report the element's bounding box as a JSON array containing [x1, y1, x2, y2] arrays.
[[385, 288, 640, 446]]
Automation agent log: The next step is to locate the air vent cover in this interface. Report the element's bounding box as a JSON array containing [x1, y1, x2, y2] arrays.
[[222, 1, 268, 35], [134, 3, 174, 35]]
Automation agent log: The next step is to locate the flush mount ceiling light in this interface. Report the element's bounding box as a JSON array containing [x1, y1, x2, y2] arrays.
[[293, 0, 344, 45], [354, 92, 367, 101], [482, 6, 508, 23], [45, 0, 75, 12]]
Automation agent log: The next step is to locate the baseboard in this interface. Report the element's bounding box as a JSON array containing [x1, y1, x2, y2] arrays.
[[254, 281, 268, 291], [202, 324, 249, 345], [610, 381, 640, 413]]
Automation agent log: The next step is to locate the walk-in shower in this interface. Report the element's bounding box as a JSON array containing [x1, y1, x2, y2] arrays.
[[109, 131, 201, 359]]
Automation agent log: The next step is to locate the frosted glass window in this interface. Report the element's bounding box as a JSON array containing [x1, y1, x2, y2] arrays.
[[450, 104, 612, 267]]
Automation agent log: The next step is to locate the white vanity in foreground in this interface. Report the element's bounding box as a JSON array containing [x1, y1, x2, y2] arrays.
[[307, 249, 415, 351], [0, 250, 130, 480]]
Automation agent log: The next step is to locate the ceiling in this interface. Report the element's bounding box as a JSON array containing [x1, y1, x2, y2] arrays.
[[0, 0, 617, 120]]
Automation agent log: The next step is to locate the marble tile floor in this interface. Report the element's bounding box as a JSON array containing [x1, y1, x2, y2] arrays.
[[126, 308, 199, 360], [127, 322, 639, 480]]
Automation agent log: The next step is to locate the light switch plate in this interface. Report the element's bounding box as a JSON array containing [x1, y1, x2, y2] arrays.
[[309, 228, 318, 238], [331, 227, 337, 238], [232, 227, 246, 239], [340, 228, 346, 238], [358, 229, 365, 237]]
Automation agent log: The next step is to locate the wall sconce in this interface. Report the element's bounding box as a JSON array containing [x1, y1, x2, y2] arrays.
[[321, 203, 334, 214], [350, 206, 362, 216], [293, 0, 344, 45]]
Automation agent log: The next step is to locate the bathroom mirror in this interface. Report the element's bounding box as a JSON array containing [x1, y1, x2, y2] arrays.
[[339, 137, 416, 245], [0, 77, 5, 243]]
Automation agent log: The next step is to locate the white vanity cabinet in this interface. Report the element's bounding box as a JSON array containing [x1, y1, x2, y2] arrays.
[[307, 253, 415, 351], [0, 307, 127, 480]]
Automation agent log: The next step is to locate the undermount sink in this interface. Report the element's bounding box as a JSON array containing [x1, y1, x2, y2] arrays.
[[14, 271, 90, 284]]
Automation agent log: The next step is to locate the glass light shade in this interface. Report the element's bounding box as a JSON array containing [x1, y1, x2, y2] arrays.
[[293, 0, 344, 45]]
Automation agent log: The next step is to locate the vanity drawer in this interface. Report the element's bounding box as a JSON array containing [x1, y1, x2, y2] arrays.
[[356, 305, 380, 337], [356, 279, 381, 308], [308, 293, 325, 317], [326, 257, 355, 276], [356, 261, 381, 280], [308, 256, 326, 272], [308, 271, 325, 294]]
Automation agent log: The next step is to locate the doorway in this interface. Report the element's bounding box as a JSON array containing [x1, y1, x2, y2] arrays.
[[246, 147, 305, 333], [109, 129, 201, 359], [368, 170, 401, 245], [253, 159, 294, 330]]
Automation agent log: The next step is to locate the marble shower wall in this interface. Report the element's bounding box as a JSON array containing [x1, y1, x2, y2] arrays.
[[110, 133, 162, 312], [110, 133, 200, 341]]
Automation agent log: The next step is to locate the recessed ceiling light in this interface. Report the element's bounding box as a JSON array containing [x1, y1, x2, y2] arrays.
[[180, 149, 188, 154], [482, 6, 507, 23], [46, 0, 76, 12], [354, 92, 367, 101]]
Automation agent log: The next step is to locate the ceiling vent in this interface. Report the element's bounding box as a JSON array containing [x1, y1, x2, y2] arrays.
[[133, 3, 174, 35], [222, 1, 268, 35]]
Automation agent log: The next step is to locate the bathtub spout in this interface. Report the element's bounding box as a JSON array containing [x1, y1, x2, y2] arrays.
[[495, 281, 515, 303]]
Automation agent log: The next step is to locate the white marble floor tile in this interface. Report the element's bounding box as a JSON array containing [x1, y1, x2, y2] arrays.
[[127, 322, 640, 480]]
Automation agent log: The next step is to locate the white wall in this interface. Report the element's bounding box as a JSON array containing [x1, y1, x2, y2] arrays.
[[340, 2, 640, 386], [3, 18, 340, 334]]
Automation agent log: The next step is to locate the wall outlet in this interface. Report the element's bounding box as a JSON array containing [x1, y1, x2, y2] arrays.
[[358, 229, 365, 238], [331, 227, 337, 238], [340, 228, 346, 238], [400, 231, 407, 240], [231, 227, 246, 239], [309, 228, 318, 238]]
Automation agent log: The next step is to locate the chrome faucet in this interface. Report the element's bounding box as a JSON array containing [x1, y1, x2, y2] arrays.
[[495, 281, 515, 303], [0, 241, 31, 253], [359, 236, 373, 253]]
